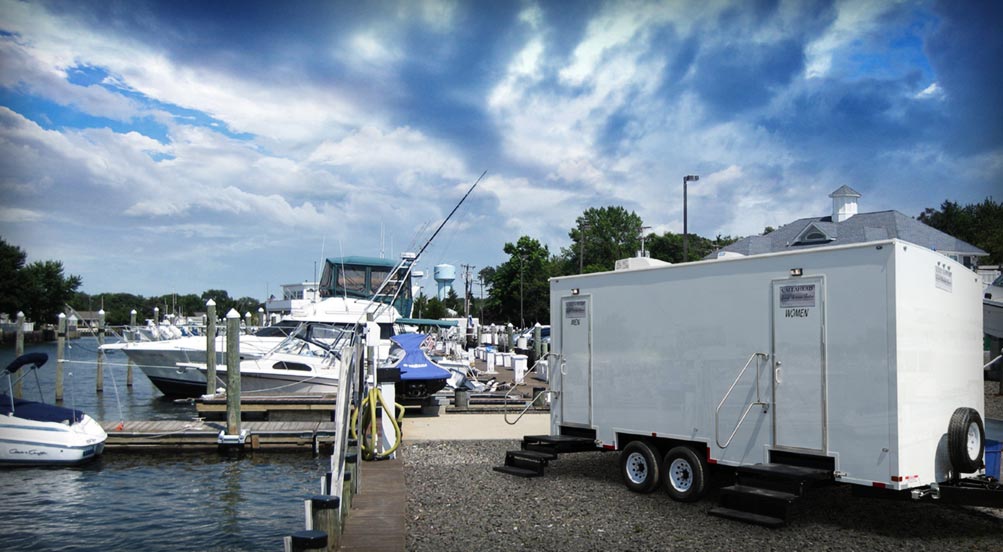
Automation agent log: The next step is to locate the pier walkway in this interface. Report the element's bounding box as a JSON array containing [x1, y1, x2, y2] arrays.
[[101, 420, 336, 450], [339, 459, 407, 551]]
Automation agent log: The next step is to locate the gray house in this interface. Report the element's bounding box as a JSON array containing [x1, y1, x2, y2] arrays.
[[709, 186, 987, 269]]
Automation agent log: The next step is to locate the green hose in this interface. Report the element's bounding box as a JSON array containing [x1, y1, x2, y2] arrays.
[[351, 386, 404, 460]]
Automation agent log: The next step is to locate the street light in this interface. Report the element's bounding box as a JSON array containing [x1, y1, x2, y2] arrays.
[[579, 222, 590, 274], [683, 175, 699, 261], [519, 255, 526, 328]]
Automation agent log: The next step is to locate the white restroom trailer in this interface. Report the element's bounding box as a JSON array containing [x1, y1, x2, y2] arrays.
[[541, 239, 997, 521]]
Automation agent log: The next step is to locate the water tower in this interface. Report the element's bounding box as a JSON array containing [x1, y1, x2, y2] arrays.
[[434, 264, 455, 301]]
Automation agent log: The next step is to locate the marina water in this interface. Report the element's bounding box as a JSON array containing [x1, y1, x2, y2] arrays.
[[1, 337, 329, 551]]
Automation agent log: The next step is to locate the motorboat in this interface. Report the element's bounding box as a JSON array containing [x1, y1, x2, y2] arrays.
[[195, 323, 354, 395], [985, 274, 1003, 339], [1, 353, 107, 466], [102, 296, 400, 397]]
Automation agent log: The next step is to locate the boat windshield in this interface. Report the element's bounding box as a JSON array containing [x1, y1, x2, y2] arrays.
[[271, 322, 356, 357]]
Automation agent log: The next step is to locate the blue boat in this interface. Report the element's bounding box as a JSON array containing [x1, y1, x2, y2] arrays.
[[386, 334, 451, 401]]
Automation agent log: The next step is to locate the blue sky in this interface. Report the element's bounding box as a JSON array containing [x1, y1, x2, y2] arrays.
[[0, 0, 1000, 302]]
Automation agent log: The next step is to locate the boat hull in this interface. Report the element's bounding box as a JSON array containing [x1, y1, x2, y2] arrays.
[[0, 414, 107, 466], [986, 299, 1003, 339]]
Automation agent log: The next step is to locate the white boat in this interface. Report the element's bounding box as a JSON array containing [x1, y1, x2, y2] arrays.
[[102, 296, 400, 397], [195, 323, 353, 395], [1, 353, 107, 466], [985, 274, 1003, 339]]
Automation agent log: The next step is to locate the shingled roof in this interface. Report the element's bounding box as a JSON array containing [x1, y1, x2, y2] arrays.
[[711, 210, 987, 258]]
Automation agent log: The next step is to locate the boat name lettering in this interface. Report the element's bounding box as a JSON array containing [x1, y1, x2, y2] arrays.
[[779, 284, 815, 308], [8, 448, 48, 456]]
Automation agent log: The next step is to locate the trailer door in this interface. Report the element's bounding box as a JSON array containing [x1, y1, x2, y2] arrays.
[[771, 277, 826, 452], [560, 296, 592, 427]]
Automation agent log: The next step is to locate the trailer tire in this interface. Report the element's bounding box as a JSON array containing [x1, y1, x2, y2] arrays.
[[948, 407, 985, 474], [620, 441, 661, 493], [662, 446, 708, 502]]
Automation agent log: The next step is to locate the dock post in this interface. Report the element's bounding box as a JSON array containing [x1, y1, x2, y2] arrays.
[[127, 309, 136, 386], [55, 313, 66, 402], [307, 495, 340, 551], [225, 308, 241, 437], [284, 529, 328, 552], [14, 311, 25, 398], [340, 472, 353, 524], [153, 307, 159, 340], [206, 299, 217, 395], [95, 309, 105, 393], [506, 323, 515, 353]]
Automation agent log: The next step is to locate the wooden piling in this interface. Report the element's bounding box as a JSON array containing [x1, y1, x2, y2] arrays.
[[14, 311, 24, 398], [206, 300, 217, 395], [153, 307, 160, 340], [506, 323, 515, 353], [340, 472, 353, 525], [308, 495, 341, 551], [55, 313, 66, 402], [284, 529, 328, 552], [95, 309, 105, 393], [127, 309, 136, 386], [225, 308, 241, 436]]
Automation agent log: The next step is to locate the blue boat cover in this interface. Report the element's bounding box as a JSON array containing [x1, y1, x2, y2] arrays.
[[390, 334, 450, 382], [0, 394, 84, 425]]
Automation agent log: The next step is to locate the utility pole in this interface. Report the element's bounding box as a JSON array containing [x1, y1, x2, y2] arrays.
[[461, 264, 475, 317]]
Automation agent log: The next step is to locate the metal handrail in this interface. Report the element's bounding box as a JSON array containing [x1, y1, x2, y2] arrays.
[[984, 355, 1002, 370], [715, 352, 769, 449], [503, 353, 559, 425]]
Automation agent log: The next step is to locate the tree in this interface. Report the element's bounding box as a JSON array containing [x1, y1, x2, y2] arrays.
[[561, 206, 644, 274], [644, 231, 739, 263], [919, 198, 1002, 264], [485, 236, 552, 326], [20, 260, 82, 324], [0, 237, 27, 317]]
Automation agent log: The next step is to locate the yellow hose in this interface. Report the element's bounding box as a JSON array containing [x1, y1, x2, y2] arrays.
[[352, 386, 403, 460]]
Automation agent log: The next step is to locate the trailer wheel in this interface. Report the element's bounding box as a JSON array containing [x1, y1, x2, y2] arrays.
[[662, 446, 708, 502], [948, 407, 985, 474], [620, 441, 661, 493]]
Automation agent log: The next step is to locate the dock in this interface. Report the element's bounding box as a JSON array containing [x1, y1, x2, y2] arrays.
[[101, 420, 337, 450]]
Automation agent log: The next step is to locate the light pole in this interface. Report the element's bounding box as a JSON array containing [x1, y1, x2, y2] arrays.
[[683, 175, 699, 261], [519, 255, 526, 328], [579, 222, 590, 274]]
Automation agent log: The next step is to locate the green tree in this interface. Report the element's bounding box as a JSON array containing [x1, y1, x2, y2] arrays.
[[485, 236, 552, 326], [21, 260, 82, 324], [0, 238, 27, 317], [561, 206, 644, 274], [918, 198, 1002, 264]]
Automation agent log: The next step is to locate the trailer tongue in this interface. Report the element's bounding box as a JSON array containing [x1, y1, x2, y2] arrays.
[[495, 239, 1000, 526]]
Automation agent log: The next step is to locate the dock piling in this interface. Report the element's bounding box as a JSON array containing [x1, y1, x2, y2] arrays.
[[127, 309, 137, 387], [206, 300, 217, 395], [55, 313, 66, 402], [14, 311, 24, 398], [306, 495, 340, 551], [225, 308, 241, 438], [284, 529, 328, 552], [95, 309, 105, 393]]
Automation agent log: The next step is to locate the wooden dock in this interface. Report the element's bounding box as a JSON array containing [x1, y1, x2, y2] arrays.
[[101, 420, 337, 450], [195, 394, 337, 421]]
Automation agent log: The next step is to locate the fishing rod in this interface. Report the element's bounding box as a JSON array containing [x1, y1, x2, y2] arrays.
[[361, 170, 488, 323]]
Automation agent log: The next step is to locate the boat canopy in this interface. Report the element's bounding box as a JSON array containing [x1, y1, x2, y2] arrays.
[[390, 334, 450, 382], [1, 394, 85, 425]]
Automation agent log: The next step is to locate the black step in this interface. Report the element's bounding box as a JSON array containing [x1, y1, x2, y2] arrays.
[[719, 485, 798, 520], [493, 465, 543, 478], [708, 506, 786, 528], [504, 450, 551, 474], [522, 434, 597, 453], [508, 449, 557, 461], [736, 463, 833, 496]]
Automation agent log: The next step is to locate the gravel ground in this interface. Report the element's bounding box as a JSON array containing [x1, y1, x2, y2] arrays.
[[403, 386, 1003, 551]]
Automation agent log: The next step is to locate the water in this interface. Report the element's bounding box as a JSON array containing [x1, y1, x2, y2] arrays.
[[0, 338, 330, 551]]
